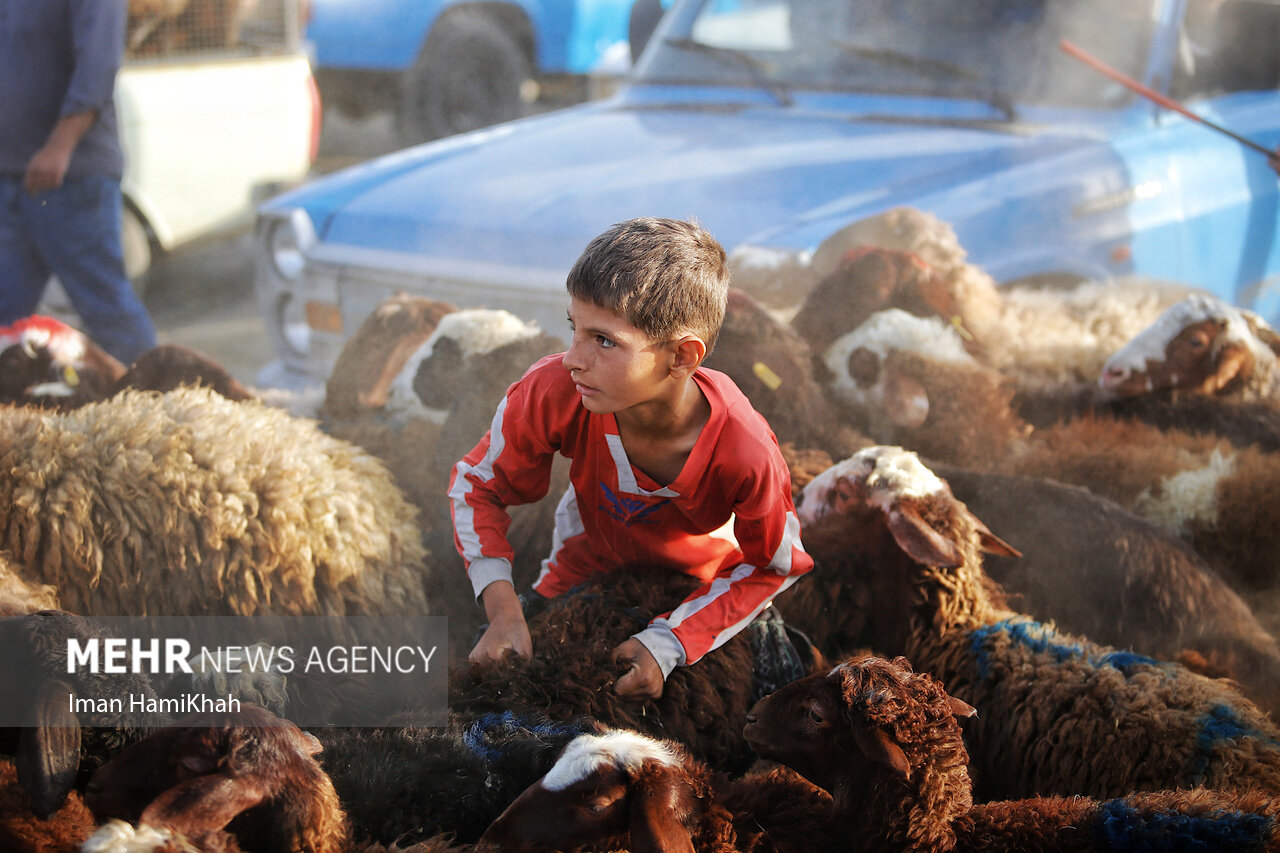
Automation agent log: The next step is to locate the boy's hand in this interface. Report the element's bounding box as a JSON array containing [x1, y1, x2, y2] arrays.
[[613, 638, 664, 700], [470, 580, 532, 662], [470, 614, 532, 662]]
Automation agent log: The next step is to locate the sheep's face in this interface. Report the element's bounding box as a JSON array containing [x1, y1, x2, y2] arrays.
[[1099, 295, 1278, 398], [747, 655, 975, 795], [481, 731, 699, 853], [743, 670, 852, 791]]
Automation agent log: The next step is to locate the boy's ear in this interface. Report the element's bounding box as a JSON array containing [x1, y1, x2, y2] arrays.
[[669, 335, 706, 375]]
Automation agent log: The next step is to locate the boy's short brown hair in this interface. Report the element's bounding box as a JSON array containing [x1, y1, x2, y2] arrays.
[[566, 217, 729, 353]]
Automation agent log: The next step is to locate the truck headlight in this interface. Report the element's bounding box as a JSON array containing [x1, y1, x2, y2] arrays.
[[266, 208, 317, 281]]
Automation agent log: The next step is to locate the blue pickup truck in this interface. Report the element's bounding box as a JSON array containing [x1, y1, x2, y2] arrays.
[[306, 0, 648, 143], [257, 0, 1280, 387]]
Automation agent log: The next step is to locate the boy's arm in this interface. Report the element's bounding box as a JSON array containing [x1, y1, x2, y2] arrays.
[[628, 453, 813, 682], [470, 580, 532, 662], [449, 374, 560, 601]]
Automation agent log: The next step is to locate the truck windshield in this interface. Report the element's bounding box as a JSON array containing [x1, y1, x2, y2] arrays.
[[636, 0, 1159, 109]]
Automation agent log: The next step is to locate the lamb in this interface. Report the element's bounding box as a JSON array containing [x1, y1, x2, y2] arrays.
[[83, 703, 349, 853], [480, 727, 834, 853], [318, 294, 458, 524], [0, 386, 430, 651], [793, 445, 1280, 801], [449, 569, 810, 776], [745, 653, 1280, 853], [791, 206, 1197, 388], [926, 462, 1280, 706]]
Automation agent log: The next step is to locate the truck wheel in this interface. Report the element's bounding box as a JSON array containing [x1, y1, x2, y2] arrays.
[[122, 206, 153, 300], [398, 9, 533, 145]]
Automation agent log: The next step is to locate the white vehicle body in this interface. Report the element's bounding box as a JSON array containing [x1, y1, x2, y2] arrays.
[[116, 0, 319, 283]]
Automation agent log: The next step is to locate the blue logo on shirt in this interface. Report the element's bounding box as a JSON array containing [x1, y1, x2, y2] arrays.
[[600, 483, 668, 526]]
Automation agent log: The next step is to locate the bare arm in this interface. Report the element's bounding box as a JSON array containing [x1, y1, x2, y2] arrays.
[[469, 580, 532, 662]]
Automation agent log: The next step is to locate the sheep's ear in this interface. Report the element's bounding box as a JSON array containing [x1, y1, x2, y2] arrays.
[[1204, 342, 1251, 393], [139, 772, 270, 836], [854, 727, 910, 781], [885, 505, 964, 568], [882, 367, 930, 429], [973, 518, 1020, 559], [627, 778, 695, 853], [948, 696, 978, 719], [1242, 311, 1280, 357], [16, 679, 82, 819]]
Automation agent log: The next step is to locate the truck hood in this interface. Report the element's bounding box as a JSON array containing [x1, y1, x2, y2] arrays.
[[284, 94, 1069, 271]]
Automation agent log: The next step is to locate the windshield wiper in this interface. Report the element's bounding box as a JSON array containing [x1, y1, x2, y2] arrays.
[[662, 36, 794, 107], [833, 41, 1017, 121]]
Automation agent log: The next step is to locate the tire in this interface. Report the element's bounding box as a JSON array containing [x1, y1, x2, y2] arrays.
[[398, 9, 533, 145], [121, 205, 153, 300]]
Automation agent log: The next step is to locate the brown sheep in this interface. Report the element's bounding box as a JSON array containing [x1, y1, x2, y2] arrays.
[[825, 307, 1280, 635], [792, 207, 1195, 389], [745, 653, 1280, 853], [704, 288, 867, 460], [1101, 293, 1280, 402], [449, 569, 791, 776], [481, 728, 834, 853], [0, 759, 96, 853], [85, 703, 350, 853], [793, 446, 1280, 801]]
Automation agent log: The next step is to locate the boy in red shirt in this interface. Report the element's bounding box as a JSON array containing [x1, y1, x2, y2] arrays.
[[449, 217, 813, 699]]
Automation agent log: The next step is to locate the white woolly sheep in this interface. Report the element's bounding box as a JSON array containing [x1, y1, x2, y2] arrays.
[[745, 653, 1280, 853], [794, 446, 1280, 801], [0, 386, 430, 650], [481, 727, 834, 853]]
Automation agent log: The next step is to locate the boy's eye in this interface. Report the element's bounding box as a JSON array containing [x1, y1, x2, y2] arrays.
[[596, 335, 616, 349]]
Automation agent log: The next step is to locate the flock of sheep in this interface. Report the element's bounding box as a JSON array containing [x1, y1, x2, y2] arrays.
[[2, 205, 1280, 850]]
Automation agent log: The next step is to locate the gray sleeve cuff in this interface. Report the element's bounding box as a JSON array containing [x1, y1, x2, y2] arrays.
[[632, 624, 687, 681], [469, 557, 515, 601]]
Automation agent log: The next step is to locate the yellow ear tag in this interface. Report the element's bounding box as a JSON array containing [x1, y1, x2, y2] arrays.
[[950, 315, 974, 342], [753, 361, 783, 391], [62, 364, 80, 387]]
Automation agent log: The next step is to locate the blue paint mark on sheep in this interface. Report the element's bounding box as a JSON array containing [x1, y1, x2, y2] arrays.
[[1093, 797, 1273, 851], [969, 618, 1163, 679], [461, 712, 598, 768], [1186, 704, 1280, 787]]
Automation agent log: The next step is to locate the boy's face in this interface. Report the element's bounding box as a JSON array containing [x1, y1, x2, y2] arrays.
[[562, 297, 674, 414]]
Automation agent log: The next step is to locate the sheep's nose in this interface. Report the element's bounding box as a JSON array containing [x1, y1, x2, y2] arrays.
[[1099, 365, 1128, 391]]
